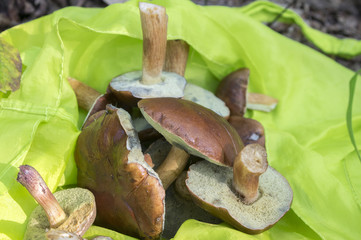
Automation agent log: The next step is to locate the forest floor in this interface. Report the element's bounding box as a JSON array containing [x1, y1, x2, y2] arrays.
[[1, 0, 360, 71]]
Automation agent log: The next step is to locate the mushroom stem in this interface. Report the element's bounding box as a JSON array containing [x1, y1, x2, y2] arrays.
[[164, 40, 189, 76], [247, 92, 278, 112], [139, 2, 168, 85], [17, 165, 68, 228], [156, 147, 190, 190], [154, 40, 190, 190], [232, 144, 268, 204], [68, 77, 101, 111]]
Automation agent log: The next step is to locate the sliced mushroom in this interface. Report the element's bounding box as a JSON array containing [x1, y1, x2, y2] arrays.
[[186, 144, 293, 234], [75, 105, 165, 240], [17, 165, 96, 240], [108, 3, 186, 106]]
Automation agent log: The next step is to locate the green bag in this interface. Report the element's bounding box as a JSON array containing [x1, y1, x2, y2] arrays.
[[1, 0, 360, 239]]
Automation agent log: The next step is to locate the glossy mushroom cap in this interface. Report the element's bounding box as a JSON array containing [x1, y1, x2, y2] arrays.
[[75, 105, 165, 239], [228, 116, 265, 147], [216, 68, 249, 116], [138, 98, 244, 167]]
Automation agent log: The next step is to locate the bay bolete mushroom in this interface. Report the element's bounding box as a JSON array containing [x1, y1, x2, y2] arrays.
[[138, 97, 244, 169], [216, 68, 278, 114], [108, 3, 186, 106], [186, 144, 293, 234], [17, 165, 96, 240], [75, 105, 165, 240], [215, 68, 270, 147]]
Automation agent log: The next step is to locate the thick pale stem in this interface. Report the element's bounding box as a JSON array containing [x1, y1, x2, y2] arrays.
[[164, 40, 189, 76], [68, 77, 101, 111], [156, 147, 190, 190], [139, 2, 168, 85], [232, 144, 268, 204], [17, 165, 67, 228]]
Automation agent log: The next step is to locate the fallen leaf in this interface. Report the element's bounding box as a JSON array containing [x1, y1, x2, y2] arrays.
[[0, 37, 22, 93]]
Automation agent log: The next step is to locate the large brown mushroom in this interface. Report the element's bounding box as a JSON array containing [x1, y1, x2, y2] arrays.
[[108, 3, 186, 106], [74, 105, 165, 240], [186, 144, 293, 234], [17, 165, 96, 240], [138, 97, 244, 168]]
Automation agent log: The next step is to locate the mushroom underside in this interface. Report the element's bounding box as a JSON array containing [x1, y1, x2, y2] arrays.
[[110, 71, 186, 99], [186, 161, 293, 234], [23, 188, 96, 240]]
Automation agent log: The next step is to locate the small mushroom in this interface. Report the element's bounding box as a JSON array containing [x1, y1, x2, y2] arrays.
[[215, 68, 268, 146], [216, 68, 278, 114], [216, 68, 249, 117], [108, 3, 186, 106], [17, 165, 96, 240], [186, 144, 293, 234], [75, 105, 165, 240]]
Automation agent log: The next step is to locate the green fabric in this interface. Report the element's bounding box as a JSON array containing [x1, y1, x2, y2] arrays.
[[0, 0, 360, 239]]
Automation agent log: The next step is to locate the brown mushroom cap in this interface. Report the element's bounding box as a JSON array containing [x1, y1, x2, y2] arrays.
[[216, 68, 249, 116], [75, 105, 165, 239], [138, 97, 244, 167], [228, 116, 265, 147], [185, 160, 293, 234]]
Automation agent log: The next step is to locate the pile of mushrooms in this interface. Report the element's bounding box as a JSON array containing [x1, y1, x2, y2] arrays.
[[67, 1, 293, 239], [138, 97, 293, 234]]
